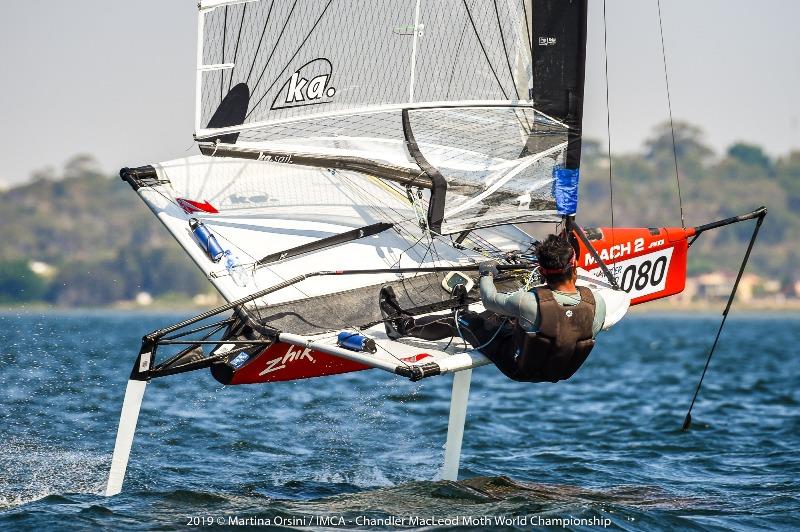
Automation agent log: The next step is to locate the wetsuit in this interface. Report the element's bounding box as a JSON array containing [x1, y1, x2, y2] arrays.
[[404, 276, 606, 382]]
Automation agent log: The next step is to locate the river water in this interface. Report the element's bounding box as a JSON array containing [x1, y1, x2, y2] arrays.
[[0, 310, 798, 530]]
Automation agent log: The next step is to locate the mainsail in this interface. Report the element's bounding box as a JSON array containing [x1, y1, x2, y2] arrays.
[[193, 0, 589, 234]]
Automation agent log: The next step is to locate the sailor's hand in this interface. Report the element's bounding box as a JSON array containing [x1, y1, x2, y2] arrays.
[[478, 261, 499, 277]]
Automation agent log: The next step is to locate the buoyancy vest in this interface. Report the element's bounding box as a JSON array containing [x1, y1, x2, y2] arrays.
[[512, 286, 596, 383]]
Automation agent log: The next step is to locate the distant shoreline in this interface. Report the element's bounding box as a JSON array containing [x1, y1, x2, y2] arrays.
[[628, 299, 800, 314], [3, 299, 799, 316]]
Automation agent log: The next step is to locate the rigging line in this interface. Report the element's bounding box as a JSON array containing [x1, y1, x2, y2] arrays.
[[220, 6, 228, 102], [373, 340, 413, 369], [390, 232, 429, 270], [306, 179, 444, 328], [411, 226, 444, 296], [244, 0, 276, 85], [520, 0, 532, 51], [319, 172, 481, 268], [493, 0, 519, 95], [333, 170, 419, 230], [145, 181, 186, 213], [491, 1, 532, 132], [461, 0, 509, 99], [345, 176, 428, 235], [490, 1, 531, 132], [444, 19, 469, 99], [246, 0, 334, 120], [328, 171, 418, 245], [603, 0, 616, 249], [248, 0, 298, 102], [324, 183, 419, 268], [681, 212, 765, 431], [227, 2, 248, 92], [657, 0, 685, 229]]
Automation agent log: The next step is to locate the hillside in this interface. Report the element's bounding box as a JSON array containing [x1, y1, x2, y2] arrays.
[[0, 156, 207, 305], [0, 123, 797, 305], [577, 122, 799, 282]]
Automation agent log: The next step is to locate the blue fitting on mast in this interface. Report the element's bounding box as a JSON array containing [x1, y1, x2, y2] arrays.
[[553, 165, 580, 215]]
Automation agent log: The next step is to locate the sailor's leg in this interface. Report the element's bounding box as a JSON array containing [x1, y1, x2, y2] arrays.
[[459, 313, 524, 381], [480, 345, 525, 381], [401, 310, 487, 342], [403, 314, 458, 341], [441, 368, 472, 481]]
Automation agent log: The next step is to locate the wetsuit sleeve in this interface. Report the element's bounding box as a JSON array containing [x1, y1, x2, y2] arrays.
[[479, 276, 539, 329], [589, 288, 607, 337]]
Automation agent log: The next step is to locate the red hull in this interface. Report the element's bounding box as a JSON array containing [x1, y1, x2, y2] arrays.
[[576, 226, 695, 306], [214, 341, 434, 385]]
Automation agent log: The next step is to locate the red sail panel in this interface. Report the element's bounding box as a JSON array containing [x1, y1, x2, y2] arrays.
[[576, 226, 696, 306]]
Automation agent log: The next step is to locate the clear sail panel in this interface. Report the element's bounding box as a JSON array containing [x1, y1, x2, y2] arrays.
[[198, 0, 533, 138]]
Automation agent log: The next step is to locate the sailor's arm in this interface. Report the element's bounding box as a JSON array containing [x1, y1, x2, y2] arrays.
[[478, 271, 533, 323]]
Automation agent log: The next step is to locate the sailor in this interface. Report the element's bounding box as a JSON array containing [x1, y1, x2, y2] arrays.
[[383, 234, 627, 382]]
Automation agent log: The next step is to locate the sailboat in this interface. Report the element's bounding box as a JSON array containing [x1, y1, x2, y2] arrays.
[[106, 0, 766, 496]]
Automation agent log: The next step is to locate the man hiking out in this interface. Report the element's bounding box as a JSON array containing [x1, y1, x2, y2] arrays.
[[381, 234, 628, 382]]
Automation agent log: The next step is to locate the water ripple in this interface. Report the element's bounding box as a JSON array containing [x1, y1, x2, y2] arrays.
[[0, 311, 798, 530]]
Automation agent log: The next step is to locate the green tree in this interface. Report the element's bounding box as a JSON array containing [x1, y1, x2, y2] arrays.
[[0, 260, 48, 302], [644, 121, 713, 180], [63, 154, 104, 181], [776, 150, 800, 210], [727, 142, 772, 172]]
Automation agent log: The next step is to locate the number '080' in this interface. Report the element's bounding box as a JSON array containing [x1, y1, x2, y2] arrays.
[[619, 256, 668, 292]]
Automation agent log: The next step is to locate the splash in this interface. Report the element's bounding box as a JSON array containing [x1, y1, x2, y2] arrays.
[[0, 437, 108, 510]]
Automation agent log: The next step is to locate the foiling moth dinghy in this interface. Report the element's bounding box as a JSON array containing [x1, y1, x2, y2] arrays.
[[105, 0, 766, 496]]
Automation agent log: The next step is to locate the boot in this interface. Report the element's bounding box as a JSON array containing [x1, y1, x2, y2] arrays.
[[379, 286, 410, 340]]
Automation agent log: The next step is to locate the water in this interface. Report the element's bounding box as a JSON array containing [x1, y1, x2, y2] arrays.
[[0, 310, 798, 530]]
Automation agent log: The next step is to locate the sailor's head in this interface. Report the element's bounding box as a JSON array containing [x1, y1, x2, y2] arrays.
[[536, 234, 577, 285]]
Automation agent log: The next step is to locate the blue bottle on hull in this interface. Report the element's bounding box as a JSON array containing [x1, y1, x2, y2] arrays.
[[337, 331, 377, 353], [189, 218, 224, 262]]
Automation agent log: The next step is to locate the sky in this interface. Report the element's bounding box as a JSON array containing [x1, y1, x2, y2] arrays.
[[0, 0, 798, 186]]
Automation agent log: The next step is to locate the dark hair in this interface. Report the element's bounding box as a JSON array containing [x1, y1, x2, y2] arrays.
[[536, 234, 576, 284]]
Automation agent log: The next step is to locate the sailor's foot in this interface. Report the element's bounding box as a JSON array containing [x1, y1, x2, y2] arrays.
[[379, 286, 410, 340]]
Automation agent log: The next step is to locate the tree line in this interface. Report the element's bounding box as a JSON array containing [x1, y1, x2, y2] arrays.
[[0, 121, 797, 305]]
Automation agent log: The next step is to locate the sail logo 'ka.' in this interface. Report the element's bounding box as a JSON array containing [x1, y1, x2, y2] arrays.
[[271, 58, 336, 110]]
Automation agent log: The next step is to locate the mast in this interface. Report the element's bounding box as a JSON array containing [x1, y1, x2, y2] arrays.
[[530, 0, 589, 218]]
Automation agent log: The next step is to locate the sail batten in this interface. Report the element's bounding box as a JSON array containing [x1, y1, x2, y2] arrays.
[[194, 99, 548, 140]]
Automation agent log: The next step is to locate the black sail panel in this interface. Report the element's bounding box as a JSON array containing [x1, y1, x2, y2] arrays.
[[530, 0, 588, 170]]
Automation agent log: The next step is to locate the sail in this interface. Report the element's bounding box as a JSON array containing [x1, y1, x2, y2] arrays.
[[195, 0, 533, 138], [194, 0, 588, 232]]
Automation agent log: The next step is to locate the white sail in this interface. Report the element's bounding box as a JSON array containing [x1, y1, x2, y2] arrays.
[[192, 0, 569, 234], [195, 0, 534, 137]]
